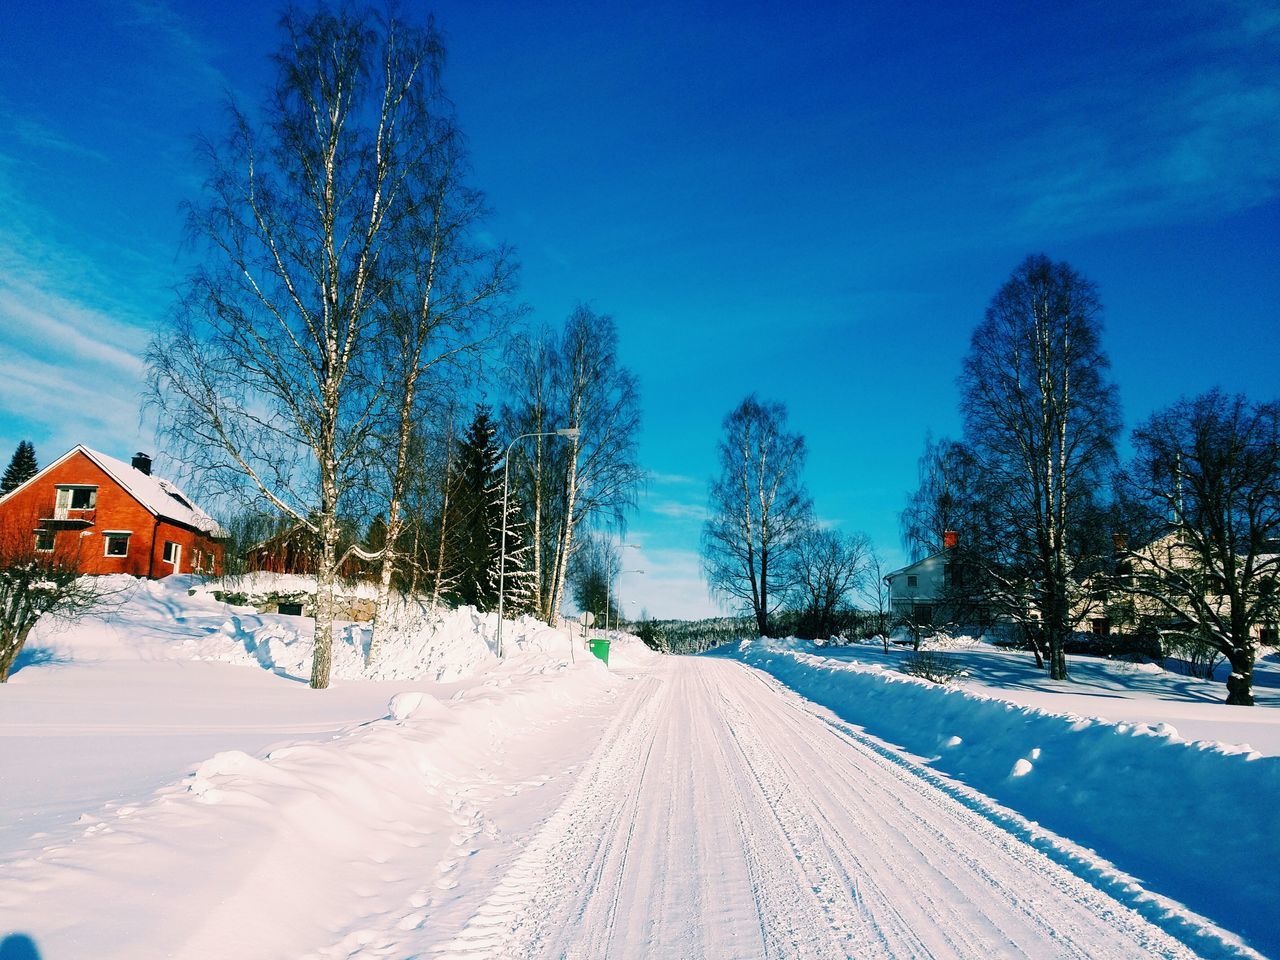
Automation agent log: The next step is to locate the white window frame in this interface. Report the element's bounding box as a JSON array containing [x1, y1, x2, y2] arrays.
[[55, 484, 97, 517], [103, 531, 132, 558], [34, 530, 55, 553], [163, 540, 182, 568]]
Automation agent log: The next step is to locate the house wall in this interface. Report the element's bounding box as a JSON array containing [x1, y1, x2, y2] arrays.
[[887, 553, 949, 615], [0, 450, 222, 578]]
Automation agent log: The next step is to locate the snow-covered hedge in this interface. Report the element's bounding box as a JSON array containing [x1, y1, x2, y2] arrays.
[[727, 637, 1280, 952]]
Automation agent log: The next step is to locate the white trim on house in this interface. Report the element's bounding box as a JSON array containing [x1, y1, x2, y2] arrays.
[[102, 530, 132, 557]]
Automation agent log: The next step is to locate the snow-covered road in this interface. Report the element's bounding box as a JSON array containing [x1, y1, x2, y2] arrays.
[[419, 657, 1214, 960]]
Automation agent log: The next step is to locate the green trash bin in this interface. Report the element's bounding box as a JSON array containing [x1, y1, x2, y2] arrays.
[[588, 637, 611, 666]]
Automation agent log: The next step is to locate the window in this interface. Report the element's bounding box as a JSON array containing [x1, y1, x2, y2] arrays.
[[1091, 618, 1111, 636], [103, 532, 131, 557], [907, 575, 918, 588], [913, 603, 933, 625], [35, 530, 55, 552], [55, 485, 97, 515], [277, 602, 304, 617], [163, 541, 181, 567]]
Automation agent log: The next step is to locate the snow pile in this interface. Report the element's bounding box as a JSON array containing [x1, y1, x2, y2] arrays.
[[23, 574, 655, 684], [724, 637, 1280, 951], [0, 645, 624, 959]]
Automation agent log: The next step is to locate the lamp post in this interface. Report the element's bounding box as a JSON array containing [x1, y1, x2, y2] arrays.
[[607, 568, 644, 634], [496, 427, 579, 658], [603, 543, 640, 631]]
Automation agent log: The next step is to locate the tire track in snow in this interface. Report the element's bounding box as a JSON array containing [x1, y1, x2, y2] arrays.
[[361, 657, 1252, 959]]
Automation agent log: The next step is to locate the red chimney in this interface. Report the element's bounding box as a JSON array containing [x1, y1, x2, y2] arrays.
[[943, 530, 959, 550]]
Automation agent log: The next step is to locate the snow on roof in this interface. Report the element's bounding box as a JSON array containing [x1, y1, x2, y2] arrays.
[[883, 550, 946, 581], [78, 446, 225, 537]]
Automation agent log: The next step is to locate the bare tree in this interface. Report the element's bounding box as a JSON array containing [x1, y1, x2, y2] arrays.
[[788, 526, 871, 641], [569, 533, 619, 627], [1118, 390, 1280, 705], [544, 307, 644, 625], [860, 547, 892, 653], [502, 325, 561, 620], [148, 7, 456, 688], [702, 395, 812, 637], [365, 92, 517, 663], [899, 435, 985, 562], [960, 254, 1121, 679], [0, 515, 106, 681]]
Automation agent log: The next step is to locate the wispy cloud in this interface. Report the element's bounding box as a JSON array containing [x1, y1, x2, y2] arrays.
[[122, 0, 230, 97], [611, 545, 722, 621], [1004, 7, 1280, 237], [648, 470, 699, 486], [0, 168, 156, 456], [649, 500, 708, 522], [10, 116, 109, 163]]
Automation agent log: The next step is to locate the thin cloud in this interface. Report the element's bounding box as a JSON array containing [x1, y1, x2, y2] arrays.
[[10, 116, 109, 163], [611, 546, 722, 621], [649, 500, 708, 522], [648, 470, 699, 486], [1004, 9, 1280, 238], [122, 0, 230, 96]]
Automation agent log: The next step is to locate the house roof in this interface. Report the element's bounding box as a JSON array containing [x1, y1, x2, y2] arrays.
[[883, 550, 947, 582], [0, 445, 225, 537]]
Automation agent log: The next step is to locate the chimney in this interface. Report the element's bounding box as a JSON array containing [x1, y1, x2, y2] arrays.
[[131, 452, 152, 476], [943, 530, 959, 550]]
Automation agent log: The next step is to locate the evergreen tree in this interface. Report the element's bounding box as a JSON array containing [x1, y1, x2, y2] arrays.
[[1, 442, 39, 495], [494, 487, 537, 617], [443, 407, 504, 610]]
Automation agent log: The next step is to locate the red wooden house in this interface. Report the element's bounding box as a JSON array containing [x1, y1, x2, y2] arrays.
[[0, 446, 225, 577]]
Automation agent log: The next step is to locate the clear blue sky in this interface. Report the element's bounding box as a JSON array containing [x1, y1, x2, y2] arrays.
[[2, 0, 1277, 618]]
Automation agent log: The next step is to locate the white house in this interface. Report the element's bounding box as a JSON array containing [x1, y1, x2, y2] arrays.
[[883, 531, 961, 626]]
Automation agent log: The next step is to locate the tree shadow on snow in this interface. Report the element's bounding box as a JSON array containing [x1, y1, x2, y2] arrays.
[[10, 647, 70, 675], [0, 934, 42, 960]]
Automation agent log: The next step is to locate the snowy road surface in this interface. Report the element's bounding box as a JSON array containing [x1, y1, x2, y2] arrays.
[[417, 657, 1210, 959]]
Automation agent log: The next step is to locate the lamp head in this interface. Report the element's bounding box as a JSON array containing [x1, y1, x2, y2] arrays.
[[555, 427, 580, 440]]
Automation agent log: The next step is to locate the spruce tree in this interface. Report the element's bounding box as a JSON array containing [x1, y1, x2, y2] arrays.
[[443, 407, 504, 610], [1, 441, 39, 494]]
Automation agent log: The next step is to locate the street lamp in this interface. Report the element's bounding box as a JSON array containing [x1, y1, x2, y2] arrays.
[[607, 567, 644, 634], [496, 427, 579, 658], [603, 543, 640, 631]]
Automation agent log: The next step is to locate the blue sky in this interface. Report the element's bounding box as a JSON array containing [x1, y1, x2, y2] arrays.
[[2, 0, 1278, 618]]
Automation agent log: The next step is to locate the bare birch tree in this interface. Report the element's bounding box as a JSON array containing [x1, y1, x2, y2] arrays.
[[502, 326, 561, 620], [788, 526, 871, 641], [148, 7, 451, 688], [363, 60, 517, 664], [544, 307, 643, 624], [702, 395, 812, 637], [1118, 390, 1280, 705], [959, 254, 1121, 680]]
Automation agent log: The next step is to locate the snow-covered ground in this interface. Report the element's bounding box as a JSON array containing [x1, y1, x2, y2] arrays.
[[1, 579, 1275, 958], [721, 636, 1280, 956]]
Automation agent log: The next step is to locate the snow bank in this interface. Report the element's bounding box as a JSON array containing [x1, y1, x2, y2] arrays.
[[725, 637, 1280, 955], [0, 638, 624, 959], [23, 575, 656, 684]]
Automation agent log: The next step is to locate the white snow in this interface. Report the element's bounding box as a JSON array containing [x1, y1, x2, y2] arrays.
[[0, 577, 1273, 957], [722, 636, 1280, 954]]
